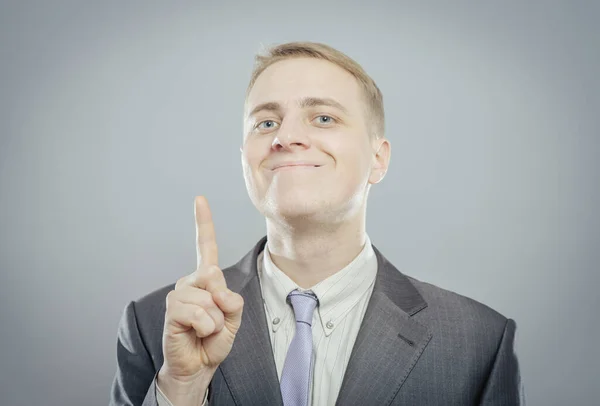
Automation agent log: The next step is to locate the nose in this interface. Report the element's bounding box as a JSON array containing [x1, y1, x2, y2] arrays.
[[271, 119, 311, 152]]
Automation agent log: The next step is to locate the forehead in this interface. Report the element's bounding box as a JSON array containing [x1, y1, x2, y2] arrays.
[[246, 58, 363, 113]]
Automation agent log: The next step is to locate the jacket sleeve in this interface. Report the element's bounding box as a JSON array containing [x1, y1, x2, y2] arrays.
[[109, 300, 160, 406], [478, 318, 526, 405]]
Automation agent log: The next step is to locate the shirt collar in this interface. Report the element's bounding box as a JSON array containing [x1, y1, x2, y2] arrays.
[[257, 234, 378, 336]]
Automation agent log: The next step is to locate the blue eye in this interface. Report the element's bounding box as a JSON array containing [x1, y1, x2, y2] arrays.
[[315, 115, 335, 125], [257, 120, 279, 130]]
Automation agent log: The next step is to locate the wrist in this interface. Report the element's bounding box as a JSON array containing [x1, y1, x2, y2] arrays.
[[157, 367, 215, 406]]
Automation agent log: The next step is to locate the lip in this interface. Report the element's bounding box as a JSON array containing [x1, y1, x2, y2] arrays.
[[271, 162, 323, 171]]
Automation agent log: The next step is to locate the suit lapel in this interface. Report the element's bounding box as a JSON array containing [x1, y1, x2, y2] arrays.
[[335, 245, 433, 406], [218, 237, 283, 406], [218, 238, 432, 406]]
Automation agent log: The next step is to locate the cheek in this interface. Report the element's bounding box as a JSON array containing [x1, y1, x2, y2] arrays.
[[243, 138, 269, 169], [242, 138, 274, 192], [325, 136, 372, 175]]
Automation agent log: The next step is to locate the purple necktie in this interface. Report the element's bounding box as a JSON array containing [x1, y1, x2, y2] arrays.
[[280, 289, 319, 406]]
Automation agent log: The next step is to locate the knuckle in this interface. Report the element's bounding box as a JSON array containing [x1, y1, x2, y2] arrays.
[[190, 284, 210, 296], [175, 274, 192, 289], [194, 306, 207, 318], [180, 287, 212, 309], [203, 265, 222, 282], [192, 309, 215, 336], [206, 265, 220, 275], [199, 291, 216, 306], [165, 290, 176, 307], [192, 269, 208, 284]]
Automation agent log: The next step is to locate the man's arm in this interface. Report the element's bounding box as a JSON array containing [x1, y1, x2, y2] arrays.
[[478, 318, 526, 405], [109, 300, 160, 406]]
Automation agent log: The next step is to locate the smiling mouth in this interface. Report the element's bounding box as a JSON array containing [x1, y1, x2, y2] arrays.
[[272, 164, 322, 171]]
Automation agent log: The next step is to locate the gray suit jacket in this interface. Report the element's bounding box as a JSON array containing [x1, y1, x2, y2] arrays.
[[110, 237, 525, 405]]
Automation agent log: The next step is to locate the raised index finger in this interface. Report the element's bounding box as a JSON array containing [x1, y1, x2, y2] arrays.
[[194, 196, 218, 268]]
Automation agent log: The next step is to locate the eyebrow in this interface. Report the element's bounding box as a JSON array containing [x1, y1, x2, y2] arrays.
[[248, 97, 349, 118]]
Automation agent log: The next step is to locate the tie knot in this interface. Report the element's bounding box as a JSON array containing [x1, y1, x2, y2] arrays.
[[287, 289, 318, 324]]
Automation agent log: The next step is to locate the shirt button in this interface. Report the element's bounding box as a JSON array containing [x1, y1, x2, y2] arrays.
[[272, 317, 281, 325], [326, 321, 334, 329]]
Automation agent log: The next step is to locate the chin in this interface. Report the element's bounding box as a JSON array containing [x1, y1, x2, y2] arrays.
[[263, 193, 359, 228], [248, 180, 367, 225], [265, 192, 324, 219]]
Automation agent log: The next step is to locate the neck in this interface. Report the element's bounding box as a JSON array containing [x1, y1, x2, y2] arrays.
[[265, 210, 367, 289]]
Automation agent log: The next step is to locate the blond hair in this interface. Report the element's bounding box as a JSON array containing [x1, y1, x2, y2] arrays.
[[246, 42, 385, 139]]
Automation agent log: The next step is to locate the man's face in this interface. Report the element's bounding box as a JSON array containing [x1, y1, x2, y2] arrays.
[[241, 57, 388, 223]]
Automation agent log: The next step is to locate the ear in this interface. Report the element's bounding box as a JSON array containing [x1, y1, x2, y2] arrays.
[[368, 137, 391, 185]]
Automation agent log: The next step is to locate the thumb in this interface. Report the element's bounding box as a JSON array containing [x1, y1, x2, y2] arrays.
[[213, 289, 244, 329]]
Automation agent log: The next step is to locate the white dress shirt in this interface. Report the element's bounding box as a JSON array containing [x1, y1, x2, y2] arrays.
[[157, 234, 378, 406], [259, 234, 378, 406]]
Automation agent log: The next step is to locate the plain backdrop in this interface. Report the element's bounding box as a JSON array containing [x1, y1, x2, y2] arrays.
[[1, 1, 598, 405]]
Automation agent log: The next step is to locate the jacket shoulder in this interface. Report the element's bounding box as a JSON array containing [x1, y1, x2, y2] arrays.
[[406, 275, 511, 333], [135, 283, 174, 313], [121, 283, 175, 367]]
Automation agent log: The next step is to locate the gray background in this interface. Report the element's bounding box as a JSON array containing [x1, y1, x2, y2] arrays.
[[1, 1, 598, 405]]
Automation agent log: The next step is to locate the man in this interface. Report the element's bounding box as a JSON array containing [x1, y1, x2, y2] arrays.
[[110, 42, 524, 406]]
